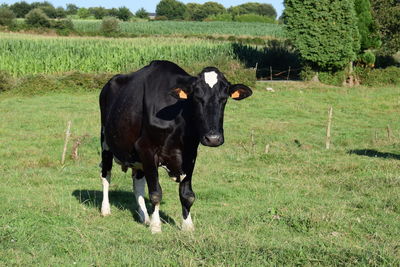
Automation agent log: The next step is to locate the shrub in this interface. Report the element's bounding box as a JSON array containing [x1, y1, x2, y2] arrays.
[[154, 15, 168, 21], [358, 50, 376, 66], [204, 13, 233, 22], [0, 7, 16, 26], [101, 16, 120, 36], [234, 14, 275, 23], [355, 66, 400, 86], [51, 18, 74, 30], [0, 71, 14, 92], [25, 8, 51, 28], [318, 70, 347, 86]]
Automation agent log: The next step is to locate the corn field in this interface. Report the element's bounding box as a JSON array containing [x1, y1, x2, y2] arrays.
[[0, 33, 237, 76], [73, 20, 285, 38]]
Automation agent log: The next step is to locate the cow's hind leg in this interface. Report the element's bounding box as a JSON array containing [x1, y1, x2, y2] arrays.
[[133, 170, 150, 225], [100, 133, 113, 216]]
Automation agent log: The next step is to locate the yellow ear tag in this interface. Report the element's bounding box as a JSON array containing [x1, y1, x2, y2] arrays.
[[231, 90, 240, 99], [178, 89, 188, 99]]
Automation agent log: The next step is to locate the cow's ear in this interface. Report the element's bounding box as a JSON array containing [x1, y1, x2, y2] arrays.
[[171, 87, 189, 100], [170, 76, 197, 100], [229, 84, 252, 100]]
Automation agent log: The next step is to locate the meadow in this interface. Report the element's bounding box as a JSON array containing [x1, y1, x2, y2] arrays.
[[72, 20, 285, 38], [1, 81, 399, 265]]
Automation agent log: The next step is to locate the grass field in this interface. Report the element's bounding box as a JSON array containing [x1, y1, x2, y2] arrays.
[[0, 33, 238, 77], [1, 82, 399, 265], [72, 20, 285, 38]]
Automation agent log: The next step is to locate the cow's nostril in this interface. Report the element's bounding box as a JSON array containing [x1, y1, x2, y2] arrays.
[[203, 134, 223, 146]]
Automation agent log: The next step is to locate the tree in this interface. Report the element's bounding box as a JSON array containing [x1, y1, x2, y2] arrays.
[[371, 0, 400, 55], [284, 0, 360, 72], [200, 2, 225, 19], [25, 8, 51, 28], [228, 3, 277, 19], [66, 4, 79, 15], [116, 7, 133, 21], [0, 7, 16, 26], [354, 0, 381, 51], [135, 8, 149, 19], [77, 8, 90, 19], [185, 3, 202, 20], [89, 7, 107, 20], [10, 1, 31, 18], [156, 0, 186, 20]]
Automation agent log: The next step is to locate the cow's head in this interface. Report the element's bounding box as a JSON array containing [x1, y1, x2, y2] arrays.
[[171, 67, 252, 147]]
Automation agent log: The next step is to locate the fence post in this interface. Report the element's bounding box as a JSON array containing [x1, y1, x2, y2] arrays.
[[270, 66, 272, 81], [326, 107, 333, 149], [287, 66, 291, 80], [61, 121, 72, 165]]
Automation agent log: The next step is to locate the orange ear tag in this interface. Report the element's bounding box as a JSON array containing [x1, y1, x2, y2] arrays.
[[178, 89, 188, 99], [231, 90, 240, 99]]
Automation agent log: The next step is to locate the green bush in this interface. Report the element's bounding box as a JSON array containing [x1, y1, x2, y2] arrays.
[[355, 66, 400, 86], [204, 13, 233, 22], [318, 70, 346, 86], [0, 7, 16, 26], [25, 8, 51, 28], [12, 72, 112, 95], [0, 70, 14, 92], [358, 50, 376, 66], [299, 65, 317, 81], [101, 16, 120, 36], [51, 18, 74, 30], [234, 13, 275, 23]]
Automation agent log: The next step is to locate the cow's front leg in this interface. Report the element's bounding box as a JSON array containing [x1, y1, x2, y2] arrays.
[[179, 176, 195, 231], [133, 170, 150, 225], [146, 167, 162, 234], [179, 147, 197, 231]]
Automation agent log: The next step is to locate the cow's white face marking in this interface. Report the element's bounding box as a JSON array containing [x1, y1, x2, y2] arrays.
[[182, 213, 194, 231], [204, 71, 218, 88], [134, 177, 150, 225]]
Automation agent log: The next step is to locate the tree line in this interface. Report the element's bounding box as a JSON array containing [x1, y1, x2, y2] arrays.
[[0, 1, 277, 22]]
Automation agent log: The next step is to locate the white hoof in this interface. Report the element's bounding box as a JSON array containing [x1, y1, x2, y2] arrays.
[[101, 203, 111, 216], [150, 221, 162, 234], [181, 221, 194, 232], [181, 213, 194, 232]]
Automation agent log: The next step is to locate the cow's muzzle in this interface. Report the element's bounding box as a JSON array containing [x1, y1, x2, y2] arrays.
[[201, 133, 224, 147]]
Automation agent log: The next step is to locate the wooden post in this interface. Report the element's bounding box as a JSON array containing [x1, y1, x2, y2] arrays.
[[287, 66, 291, 80], [251, 130, 255, 154], [61, 121, 71, 165], [387, 125, 392, 141], [326, 107, 333, 149], [270, 66, 273, 81]]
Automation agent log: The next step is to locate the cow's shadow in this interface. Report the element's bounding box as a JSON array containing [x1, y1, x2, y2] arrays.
[[71, 189, 176, 226], [348, 149, 400, 160]]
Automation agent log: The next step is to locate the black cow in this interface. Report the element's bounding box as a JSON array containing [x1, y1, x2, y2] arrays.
[[99, 60, 252, 233]]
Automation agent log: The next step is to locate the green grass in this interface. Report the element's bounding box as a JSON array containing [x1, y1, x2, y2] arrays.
[[72, 20, 285, 38], [1, 82, 399, 265], [0, 33, 237, 77]]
